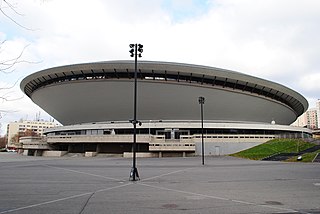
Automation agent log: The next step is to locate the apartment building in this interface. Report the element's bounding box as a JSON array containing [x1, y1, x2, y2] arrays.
[[292, 100, 320, 129], [6, 120, 58, 148]]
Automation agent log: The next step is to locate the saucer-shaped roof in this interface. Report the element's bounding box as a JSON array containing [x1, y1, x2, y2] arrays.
[[21, 61, 308, 125]]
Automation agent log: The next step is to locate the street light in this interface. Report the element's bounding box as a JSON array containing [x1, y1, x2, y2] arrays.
[[129, 43, 143, 181], [198, 96, 205, 165]]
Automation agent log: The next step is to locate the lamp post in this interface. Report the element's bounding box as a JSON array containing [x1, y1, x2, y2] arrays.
[[129, 43, 143, 181], [198, 96, 205, 165]]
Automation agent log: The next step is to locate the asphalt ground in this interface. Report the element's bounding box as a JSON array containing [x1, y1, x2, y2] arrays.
[[0, 153, 319, 214]]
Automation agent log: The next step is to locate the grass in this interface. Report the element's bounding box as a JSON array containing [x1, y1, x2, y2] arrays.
[[230, 139, 315, 160], [287, 149, 320, 162]]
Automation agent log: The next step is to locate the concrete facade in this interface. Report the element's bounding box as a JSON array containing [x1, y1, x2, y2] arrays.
[[34, 121, 311, 157]]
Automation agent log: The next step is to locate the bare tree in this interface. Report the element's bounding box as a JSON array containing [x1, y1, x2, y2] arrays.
[[1, 0, 34, 74], [0, 136, 6, 148], [0, 0, 32, 30], [0, 0, 35, 134], [10, 128, 39, 147], [0, 42, 31, 74]]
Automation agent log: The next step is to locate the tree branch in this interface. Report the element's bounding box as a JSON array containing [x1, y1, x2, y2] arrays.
[[0, 43, 41, 73], [3, 0, 24, 16], [0, 0, 33, 30]]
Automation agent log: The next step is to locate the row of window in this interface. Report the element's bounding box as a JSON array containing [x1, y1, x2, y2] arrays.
[[46, 128, 311, 138], [19, 128, 44, 131], [193, 135, 274, 139], [48, 129, 114, 136], [19, 125, 51, 128], [18, 128, 44, 133], [149, 144, 195, 147]]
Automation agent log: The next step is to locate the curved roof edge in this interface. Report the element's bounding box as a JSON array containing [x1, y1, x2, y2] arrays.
[[20, 60, 309, 116]]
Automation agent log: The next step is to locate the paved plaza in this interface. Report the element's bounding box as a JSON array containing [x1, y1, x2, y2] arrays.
[[0, 153, 319, 214]]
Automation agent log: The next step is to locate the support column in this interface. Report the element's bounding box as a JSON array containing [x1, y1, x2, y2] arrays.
[[96, 144, 101, 153], [159, 152, 162, 158]]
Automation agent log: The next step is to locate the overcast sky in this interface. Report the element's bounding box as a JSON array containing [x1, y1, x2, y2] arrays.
[[1, 0, 319, 135]]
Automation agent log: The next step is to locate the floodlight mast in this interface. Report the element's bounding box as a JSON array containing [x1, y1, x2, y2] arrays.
[[129, 43, 143, 181]]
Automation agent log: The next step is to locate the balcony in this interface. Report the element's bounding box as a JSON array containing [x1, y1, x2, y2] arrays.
[[149, 135, 195, 151]]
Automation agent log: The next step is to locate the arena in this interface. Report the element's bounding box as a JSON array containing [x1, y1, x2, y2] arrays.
[[20, 61, 311, 157]]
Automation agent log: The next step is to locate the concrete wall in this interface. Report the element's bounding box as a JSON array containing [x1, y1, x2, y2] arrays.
[[193, 136, 272, 155], [42, 151, 68, 157], [195, 141, 263, 156], [85, 152, 97, 157], [123, 152, 159, 158]]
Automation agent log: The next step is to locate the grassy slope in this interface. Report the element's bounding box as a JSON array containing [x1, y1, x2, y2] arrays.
[[287, 149, 320, 162], [230, 139, 315, 160]]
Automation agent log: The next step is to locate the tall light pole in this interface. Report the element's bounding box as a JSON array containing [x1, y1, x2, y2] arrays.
[[198, 96, 205, 165], [129, 43, 143, 181]]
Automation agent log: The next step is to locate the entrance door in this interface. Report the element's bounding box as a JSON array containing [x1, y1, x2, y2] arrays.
[[215, 146, 221, 156]]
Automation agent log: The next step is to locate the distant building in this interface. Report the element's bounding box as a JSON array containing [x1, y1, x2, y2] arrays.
[[292, 113, 308, 128], [6, 120, 59, 148], [317, 100, 320, 128], [308, 108, 318, 129], [293, 100, 320, 129]]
